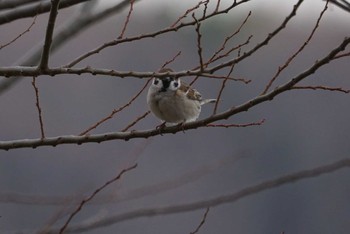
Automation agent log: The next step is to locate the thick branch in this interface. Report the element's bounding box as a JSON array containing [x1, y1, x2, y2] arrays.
[[0, 37, 349, 150], [39, 0, 61, 69]]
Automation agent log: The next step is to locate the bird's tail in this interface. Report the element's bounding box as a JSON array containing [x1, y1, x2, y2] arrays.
[[200, 99, 217, 105]]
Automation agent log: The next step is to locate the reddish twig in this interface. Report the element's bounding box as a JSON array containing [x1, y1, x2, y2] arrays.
[[206, 119, 266, 128], [161, 51, 182, 68], [213, 64, 235, 114], [170, 1, 207, 28], [261, 0, 329, 95], [59, 163, 138, 234], [118, 0, 135, 39], [79, 79, 151, 135], [31, 77, 45, 139], [189, 208, 210, 234], [0, 15, 37, 50], [121, 111, 150, 132], [200, 73, 251, 84], [207, 35, 253, 66], [208, 0, 305, 74], [206, 11, 252, 66], [292, 85, 350, 93], [65, 0, 249, 68], [333, 50, 350, 60]]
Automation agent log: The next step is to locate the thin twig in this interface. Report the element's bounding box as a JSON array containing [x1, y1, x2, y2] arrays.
[[50, 158, 350, 233], [213, 64, 235, 114], [261, 0, 329, 95], [31, 76, 45, 139], [200, 73, 251, 83], [292, 85, 350, 93], [121, 111, 150, 132], [170, 1, 206, 28], [190, 208, 210, 234], [0, 0, 135, 96], [333, 50, 350, 60], [205, 11, 252, 66], [207, 0, 305, 73], [206, 119, 265, 128], [117, 0, 135, 39], [0, 15, 37, 50], [79, 79, 152, 135], [161, 51, 182, 68], [0, 36, 349, 150], [58, 164, 138, 234], [64, 0, 250, 68]]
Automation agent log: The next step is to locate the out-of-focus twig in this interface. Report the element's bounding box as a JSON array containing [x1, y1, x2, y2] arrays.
[[59, 164, 138, 234], [48, 158, 350, 233]]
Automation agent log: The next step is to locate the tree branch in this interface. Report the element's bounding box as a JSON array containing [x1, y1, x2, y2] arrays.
[[0, 0, 90, 25], [0, 36, 349, 150], [39, 0, 61, 69], [46, 158, 350, 233]]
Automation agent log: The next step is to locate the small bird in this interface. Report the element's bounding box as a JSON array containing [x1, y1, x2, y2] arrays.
[[147, 68, 216, 124]]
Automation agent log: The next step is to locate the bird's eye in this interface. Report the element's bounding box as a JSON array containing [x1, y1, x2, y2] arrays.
[[153, 79, 160, 85], [173, 82, 179, 88]]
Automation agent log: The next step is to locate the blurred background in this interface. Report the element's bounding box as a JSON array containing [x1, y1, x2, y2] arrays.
[[0, 0, 350, 233]]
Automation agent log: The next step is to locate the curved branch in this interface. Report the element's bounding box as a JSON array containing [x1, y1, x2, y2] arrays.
[[47, 158, 350, 233], [0, 0, 90, 25], [0, 36, 349, 150]]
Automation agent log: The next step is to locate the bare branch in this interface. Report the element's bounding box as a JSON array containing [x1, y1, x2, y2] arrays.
[[170, 1, 207, 28], [59, 164, 138, 234], [213, 64, 234, 114], [79, 79, 152, 135], [0, 15, 37, 50], [117, 0, 135, 39], [0, 0, 91, 25], [64, 0, 250, 68], [189, 208, 210, 234], [292, 85, 350, 93], [39, 0, 61, 69], [208, 0, 305, 73], [48, 158, 350, 233], [205, 11, 252, 66], [0, 0, 42, 10], [121, 111, 150, 132], [327, 0, 350, 12], [193, 13, 205, 71], [0, 0, 135, 96], [0, 36, 349, 150], [31, 77, 45, 138], [261, 0, 329, 95], [206, 119, 265, 128], [0, 153, 243, 205]]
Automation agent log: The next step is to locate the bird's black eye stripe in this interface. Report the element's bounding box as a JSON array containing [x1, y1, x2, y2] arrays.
[[153, 79, 159, 85]]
